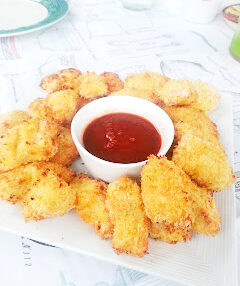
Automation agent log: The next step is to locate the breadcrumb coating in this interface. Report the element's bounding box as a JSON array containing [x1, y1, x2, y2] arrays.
[[124, 71, 169, 102], [47, 89, 80, 125], [164, 106, 219, 142], [172, 134, 235, 191], [106, 176, 149, 257], [49, 126, 79, 166], [28, 98, 55, 122], [40, 68, 82, 93], [0, 111, 28, 134], [71, 174, 113, 239], [0, 162, 75, 205], [18, 162, 76, 221], [0, 117, 58, 171], [111, 88, 156, 102], [159, 79, 197, 106], [141, 155, 194, 243], [191, 80, 220, 112], [101, 72, 124, 93], [79, 72, 108, 99], [191, 189, 220, 236]]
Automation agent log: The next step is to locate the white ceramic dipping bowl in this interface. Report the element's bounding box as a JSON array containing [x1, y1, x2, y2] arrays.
[[71, 96, 174, 182]]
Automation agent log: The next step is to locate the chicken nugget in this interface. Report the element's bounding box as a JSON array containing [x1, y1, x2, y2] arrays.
[[47, 89, 80, 125], [101, 72, 124, 93], [172, 134, 235, 191], [50, 126, 79, 166], [150, 221, 192, 243], [141, 155, 194, 243], [174, 121, 220, 147], [0, 117, 58, 171], [19, 163, 76, 221], [164, 106, 219, 140], [0, 110, 28, 134], [40, 68, 82, 93], [28, 98, 55, 122], [111, 88, 155, 102], [106, 176, 149, 257], [124, 71, 169, 102], [191, 80, 220, 112], [159, 79, 197, 106], [0, 162, 75, 204], [79, 72, 108, 99], [0, 165, 32, 203], [70, 174, 113, 239], [192, 189, 220, 236]]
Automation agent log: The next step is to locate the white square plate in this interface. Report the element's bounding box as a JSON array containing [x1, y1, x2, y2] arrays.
[[0, 92, 237, 286]]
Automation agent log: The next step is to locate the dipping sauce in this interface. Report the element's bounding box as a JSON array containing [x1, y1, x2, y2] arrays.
[[83, 113, 161, 164]]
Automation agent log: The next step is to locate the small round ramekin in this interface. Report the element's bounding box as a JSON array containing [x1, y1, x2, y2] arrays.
[[71, 96, 174, 182]]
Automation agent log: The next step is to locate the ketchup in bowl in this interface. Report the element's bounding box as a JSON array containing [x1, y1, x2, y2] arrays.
[[83, 113, 161, 164]]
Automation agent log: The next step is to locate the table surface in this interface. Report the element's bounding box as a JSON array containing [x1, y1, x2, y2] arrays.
[[0, 0, 240, 285]]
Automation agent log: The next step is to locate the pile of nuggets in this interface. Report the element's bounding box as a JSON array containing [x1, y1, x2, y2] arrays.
[[0, 69, 235, 257]]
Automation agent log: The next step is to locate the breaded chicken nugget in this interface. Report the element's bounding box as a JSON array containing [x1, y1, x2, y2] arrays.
[[50, 126, 79, 166], [172, 134, 235, 191], [106, 176, 149, 257], [141, 155, 194, 243], [174, 121, 220, 147], [111, 88, 155, 102], [79, 72, 108, 99], [101, 72, 124, 93], [18, 162, 76, 221], [47, 89, 80, 125], [192, 189, 220, 236], [70, 174, 113, 239], [40, 68, 82, 93], [164, 106, 219, 140], [124, 71, 169, 102], [150, 221, 192, 243], [0, 117, 58, 171], [191, 80, 220, 112], [159, 79, 197, 106], [0, 110, 28, 134], [0, 162, 75, 204], [28, 98, 55, 122]]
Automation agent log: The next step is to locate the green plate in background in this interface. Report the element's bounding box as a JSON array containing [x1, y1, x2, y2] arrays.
[[0, 0, 68, 37]]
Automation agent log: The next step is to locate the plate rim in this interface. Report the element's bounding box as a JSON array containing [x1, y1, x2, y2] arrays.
[[0, 0, 69, 38]]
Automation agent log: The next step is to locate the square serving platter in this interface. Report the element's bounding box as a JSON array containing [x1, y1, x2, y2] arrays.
[[0, 91, 237, 286]]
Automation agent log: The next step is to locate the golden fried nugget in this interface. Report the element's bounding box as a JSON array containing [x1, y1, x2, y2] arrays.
[[18, 162, 76, 221], [172, 134, 235, 191], [28, 98, 55, 122], [124, 71, 169, 102], [191, 80, 220, 112], [0, 162, 75, 204], [47, 89, 80, 125], [70, 174, 113, 239], [0, 117, 58, 171], [159, 79, 197, 106], [0, 110, 28, 134], [150, 221, 192, 243], [40, 68, 82, 93], [111, 88, 156, 102], [141, 155, 194, 243], [174, 121, 220, 146], [164, 106, 219, 141], [106, 176, 149, 257], [101, 72, 124, 93], [192, 189, 220, 236], [50, 126, 79, 166], [79, 72, 108, 99]]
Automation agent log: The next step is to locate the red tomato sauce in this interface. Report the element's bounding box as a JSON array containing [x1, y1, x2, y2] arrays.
[[83, 113, 161, 164]]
